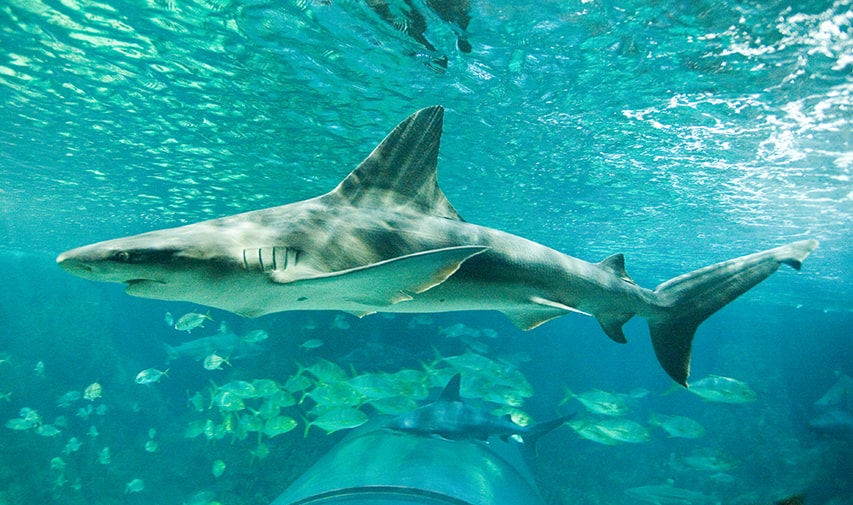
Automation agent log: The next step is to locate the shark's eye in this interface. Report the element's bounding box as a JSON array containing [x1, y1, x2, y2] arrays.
[[113, 251, 131, 262]]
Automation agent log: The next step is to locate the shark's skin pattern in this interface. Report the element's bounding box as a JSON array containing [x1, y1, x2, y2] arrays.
[[57, 106, 818, 385]]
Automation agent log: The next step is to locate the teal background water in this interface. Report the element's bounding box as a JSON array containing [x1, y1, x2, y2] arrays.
[[0, 0, 851, 504]]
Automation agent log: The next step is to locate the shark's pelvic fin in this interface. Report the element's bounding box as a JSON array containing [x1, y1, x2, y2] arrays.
[[649, 239, 819, 386], [500, 309, 560, 331], [270, 245, 488, 309], [501, 296, 591, 331], [327, 105, 464, 221]]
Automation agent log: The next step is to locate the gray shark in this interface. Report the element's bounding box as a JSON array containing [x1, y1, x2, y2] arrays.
[[56, 106, 818, 385], [386, 373, 573, 444]]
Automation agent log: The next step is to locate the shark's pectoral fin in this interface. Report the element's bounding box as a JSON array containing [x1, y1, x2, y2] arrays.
[[502, 296, 589, 330], [270, 246, 488, 308]]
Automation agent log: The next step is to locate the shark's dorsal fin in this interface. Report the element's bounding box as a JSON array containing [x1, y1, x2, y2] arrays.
[[599, 254, 636, 285], [327, 106, 464, 221], [440, 373, 462, 402]]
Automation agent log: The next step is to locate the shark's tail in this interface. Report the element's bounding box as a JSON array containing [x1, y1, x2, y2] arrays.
[[648, 239, 818, 386], [518, 412, 575, 447]]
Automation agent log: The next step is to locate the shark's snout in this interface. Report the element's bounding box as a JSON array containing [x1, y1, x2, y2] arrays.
[[57, 246, 139, 284], [56, 252, 93, 275], [57, 243, 175, 293]]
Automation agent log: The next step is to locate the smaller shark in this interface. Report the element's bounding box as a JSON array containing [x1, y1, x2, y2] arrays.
[[386, 373, 573, 445], [809, 373, 853, 435]]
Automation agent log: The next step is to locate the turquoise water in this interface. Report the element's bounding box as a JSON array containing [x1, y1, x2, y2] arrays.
[[1, 0, 851, 503]]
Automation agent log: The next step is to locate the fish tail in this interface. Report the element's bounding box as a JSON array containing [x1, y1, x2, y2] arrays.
[[558, 387, 573, 406], [648, 239, 818, 386], [164, 344, 178, 363], [294, 361, 308, 377], [647, 414, 661, 428], [520, 412, 575, 447]]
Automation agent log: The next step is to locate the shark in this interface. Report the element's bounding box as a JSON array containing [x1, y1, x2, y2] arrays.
[[56, 105, 819, 385], [386, 373, 573, 444]]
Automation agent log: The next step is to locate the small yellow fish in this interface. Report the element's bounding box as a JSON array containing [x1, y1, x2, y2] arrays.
[[299, 339, 324, 350], [174, 311, 213, 333], [249, 442, 270, 464], [649, 414, 705, 439], [304, 408, 368, 436], [263, 416, 298, 437], [63, 437, 82, 454], [212, 459, 226, 478], [125, 478, 144, 494], [135, 368, 169, 385], [50, 457, 65, 472], [242, 329, 269, 344], [5, 418, 32, 430], [35, 424, 62, 437], [687, 375, 757, 404], [83, 382, 102, 401], [97, 446, 111, 465], [330, 314, 351, 330], [203, 353, 231, 371], [187, 391, 205, 412], [561, 388, 629, 417]]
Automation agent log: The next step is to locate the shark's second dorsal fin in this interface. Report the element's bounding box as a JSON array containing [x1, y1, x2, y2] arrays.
[[440, 373, 462, 402], [327, 106, 464, 221], [599, 253, 636, 285]]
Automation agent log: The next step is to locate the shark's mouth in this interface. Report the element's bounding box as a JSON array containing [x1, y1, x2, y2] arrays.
[[126, 278, 165, 285], [125, 278, 167, 290], [124, 278, 169, 298]]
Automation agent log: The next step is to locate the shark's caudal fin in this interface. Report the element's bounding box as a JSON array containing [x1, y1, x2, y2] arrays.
[[326, 105, 464, 221], [518, 412, 575, 447], [649, 239, 819, 386]]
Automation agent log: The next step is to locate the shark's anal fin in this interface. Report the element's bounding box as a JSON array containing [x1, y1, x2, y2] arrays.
[[596, 313, 633, 344], [270, 246, 488, 308]]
